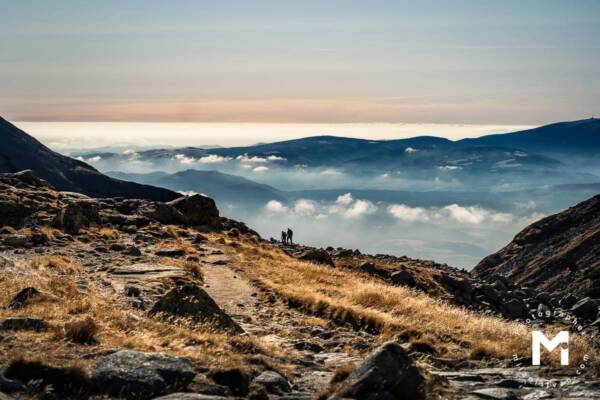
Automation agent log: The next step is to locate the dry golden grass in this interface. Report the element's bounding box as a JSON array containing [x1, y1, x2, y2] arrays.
[[0, 254, 266, 372], [62, 317, 99, 344], [223, 240, 599, 372], [31, 255, 83, 274]]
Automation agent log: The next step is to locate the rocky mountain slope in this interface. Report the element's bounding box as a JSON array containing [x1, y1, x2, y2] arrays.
[[0, 117, 179, 201], [1, 170, 599, 399], [473, 194, 600, 302]]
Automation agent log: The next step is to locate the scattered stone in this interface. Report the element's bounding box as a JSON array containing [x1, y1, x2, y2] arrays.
[[109, 243, 125, 251], [570, 297, 598, 320], [155, 248, 186, 257], [332, 341, 424, 400], [293, 340, 324, 353], [90, 350, 195, 399], [298, 249, 334, 267], [167, 195, 220, 227], [8, 287, 43, 309], [251, 371, 291, 395], [0, 318, 49, 332], [52, 200, 100, 234], [153, 394, 228, 400], [124, 285, 142, 297], [193, 234, 208, 243], [559, 294, 579, 308], [2, 235, 28, 247], [502, 299, 527, 319], [470, 387, 518, 399], [148, 285, 242, 333], [390, 270, 416, 287], [0, 375, 25, 393], [207, 368, 250, 396], [124, 245, 142, 256]]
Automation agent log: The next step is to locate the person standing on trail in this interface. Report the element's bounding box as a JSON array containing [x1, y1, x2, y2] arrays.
[[287, 227, 293, 245], [281, 231, 287, 244]]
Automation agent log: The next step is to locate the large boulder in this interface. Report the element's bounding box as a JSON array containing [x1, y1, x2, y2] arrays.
[[251, 371, 291, 394], [331, 341, 424, 400], [570, 297, 598, 320], [153, 394, 227, 399], [52, 200, 100, 234], [141, 203, 187, 226], [148, 285, 242, 333], [90, 350, 196, 399], [298, 249, 334, 267], [390, 270, 416, 287], [502, 298, 528, 319], [167, 195, 220, 228]]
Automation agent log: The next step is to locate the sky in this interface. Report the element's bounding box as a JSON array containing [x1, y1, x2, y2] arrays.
[[1, 0, 599, 126]]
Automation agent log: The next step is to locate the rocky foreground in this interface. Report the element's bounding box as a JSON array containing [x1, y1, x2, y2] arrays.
[[1, 171, 600, 400]]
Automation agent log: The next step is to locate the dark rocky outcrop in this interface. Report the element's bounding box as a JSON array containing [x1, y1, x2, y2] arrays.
[[251, 371, 291, 394], [167, 195, 221, 228], [330, 341, 424, 400], [0, 317, 49, 332], [298, 248, 335, 267], [52, 199, 100, 234], [473, 194, 600, 299], [148, 285, 242, 333], [90, 350, 196, 399]]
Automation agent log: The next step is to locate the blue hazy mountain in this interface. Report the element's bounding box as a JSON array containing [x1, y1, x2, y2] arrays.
[[78, 119, 600, 189], [459, 118, 600, 161], [108, 169, 286, 206]]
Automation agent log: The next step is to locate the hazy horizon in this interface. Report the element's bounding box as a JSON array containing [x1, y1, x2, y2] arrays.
[[18, 120, 537, 152]]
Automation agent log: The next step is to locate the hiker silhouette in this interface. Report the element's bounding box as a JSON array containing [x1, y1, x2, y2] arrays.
[[287, 228, 293, 245], [281, 231, 287, 244]]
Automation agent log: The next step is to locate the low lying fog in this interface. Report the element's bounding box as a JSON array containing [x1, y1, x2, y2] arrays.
[[220, 193, 545, 269]]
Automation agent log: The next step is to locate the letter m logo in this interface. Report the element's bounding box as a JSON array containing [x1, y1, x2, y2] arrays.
[[532, 331, 569, 366]]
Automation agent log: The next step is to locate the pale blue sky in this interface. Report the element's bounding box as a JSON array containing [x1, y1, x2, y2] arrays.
[[1, 0, 599, 124]]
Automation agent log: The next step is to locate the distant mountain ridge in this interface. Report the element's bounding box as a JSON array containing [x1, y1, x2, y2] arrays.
[[78, 119, 600, 185], [0, 117, 180, 201], [109, 169, 285, 205], [459, 118, 600, 160]]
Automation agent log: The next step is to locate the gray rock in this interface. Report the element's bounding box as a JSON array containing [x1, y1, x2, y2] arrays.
[[2, 235, 28, 247], [333, 341, 424, 400], [149, 285, 242, 333], [570, 297, 598, 320], [155, 248, 186, 257], [91, 350, 196, 399], [0, 375, 25, 393], [152, 394, 227, 400], [559, 294, 578, 308], [8, 287, 42, 309], [469, 388, 517, 399], [390, 270, 416, 287], [52, 200, 100, 234], [0, 317, 49, 332], [293, 340, 324, 353], [502, 298, 527, 319], [298, 249, 334, 267], [167, 195, 220, 228], [251, 371, 291, 394], [480, 284, 501, 303]]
